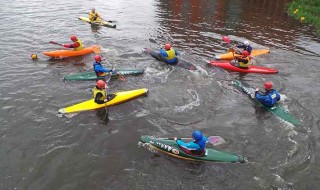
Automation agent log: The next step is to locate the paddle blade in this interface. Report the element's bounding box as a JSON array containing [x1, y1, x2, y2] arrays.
[[92, 45, 101, 54], [222, 36, 231, 44], [207, 136, 225, 146], [117, 73, 126, 81]]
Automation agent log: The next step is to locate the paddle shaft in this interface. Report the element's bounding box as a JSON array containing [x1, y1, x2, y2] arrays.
[[49, 41, 64, 46]]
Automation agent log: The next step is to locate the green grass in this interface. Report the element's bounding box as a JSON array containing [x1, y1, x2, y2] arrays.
[[287, 0, 320, 34]]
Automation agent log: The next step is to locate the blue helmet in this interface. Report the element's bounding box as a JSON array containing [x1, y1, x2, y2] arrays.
[[192, 130, 203, 141]]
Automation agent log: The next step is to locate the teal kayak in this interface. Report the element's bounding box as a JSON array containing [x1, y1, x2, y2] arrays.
[[139, 135, 245, 163], [64, 68, 144, 81], [232, 80, 301, 126]]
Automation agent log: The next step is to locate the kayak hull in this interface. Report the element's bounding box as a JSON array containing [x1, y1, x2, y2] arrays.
[[215, 49, 270, 60], [139, 135, 245, 163], [209, 61, 278, 74], [78, 16, 116, 28], [58, 88, 148, 114], [63, 68, 145, 81], [43, 45, 99, 58], [143, 48, 197, 70], [232, 80, 301, 126]]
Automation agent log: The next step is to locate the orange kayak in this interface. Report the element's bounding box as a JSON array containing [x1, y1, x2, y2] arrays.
[[43, 45, 100, 58], [215, 49, 270, 60]]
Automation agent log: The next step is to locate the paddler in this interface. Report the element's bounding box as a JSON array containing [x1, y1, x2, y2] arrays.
[[255, 81, 281, 107], [174, 130, 207, 156], [89, 8, 102, 22], [93, 55, 116, 82], [230, 50, 251, 69], [93, 80, 109, 104], [63, 35, 83, 50], [159, 43, 180, 65], [236, 40, 252, 55]]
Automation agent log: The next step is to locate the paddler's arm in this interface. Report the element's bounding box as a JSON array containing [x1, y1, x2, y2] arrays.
[[176, 140, 200, 150], [63, 42, 80, 48], [159, 48, 168, 58]]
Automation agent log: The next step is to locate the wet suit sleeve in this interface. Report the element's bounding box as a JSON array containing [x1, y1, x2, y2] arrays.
[[176, 140, 200, 150], [65, 42, 80, 48], [159, 49, 168, 58], [255, 91, 268, 103], [94, 92, 105, 104], [95, 64, 112, 73]]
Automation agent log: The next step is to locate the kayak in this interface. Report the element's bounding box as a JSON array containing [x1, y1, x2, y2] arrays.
[[143, 48, 197, 70], [139, 135, 245, 163], [58, 88, 148, 114], [215, 49, 270, 60], [63, 68, 145, 81], [43, 45, 99, 58], [232, 80, 301, 126], [209, 61, 278, 74], [78, 16, 116, 28]]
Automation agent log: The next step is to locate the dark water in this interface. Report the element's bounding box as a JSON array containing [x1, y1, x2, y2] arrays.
[[1, 0, 320, 189]]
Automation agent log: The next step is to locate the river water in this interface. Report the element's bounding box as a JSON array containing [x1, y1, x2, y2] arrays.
[[1, 0, 320, 189]]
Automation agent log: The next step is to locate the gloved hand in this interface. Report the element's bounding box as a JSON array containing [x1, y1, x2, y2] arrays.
[[63, 44, 71, 48], [255, 88, 260, 92], [173, 137, 178, 141], [104, 99, 108, 103]]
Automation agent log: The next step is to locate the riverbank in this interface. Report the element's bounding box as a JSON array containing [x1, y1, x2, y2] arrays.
[[287, 0, 320, 34]]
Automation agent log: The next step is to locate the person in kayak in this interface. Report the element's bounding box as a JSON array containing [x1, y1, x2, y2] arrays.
[[93, 55, 116, 82], [174, 130, 208, 156], [236, 40, 252, 55], [93, 80, 109, 104], [63, 35, 83, 50], [230, 50, 251, 69], [159, 44, 180, 65], [255, 81, 281, 107], [89, 8, 102, 22]]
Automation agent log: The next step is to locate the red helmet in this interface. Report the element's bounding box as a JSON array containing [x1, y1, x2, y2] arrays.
[[70, 35, 77, 41], [264, 81, 273, 90], [164, 43, 171, 50], [96, 80, 106, 89], [242, 51, 249, 57], [94, 55, 102, 62]]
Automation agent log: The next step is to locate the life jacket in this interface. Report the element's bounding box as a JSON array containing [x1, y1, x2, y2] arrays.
[[89, 11, 101, 21], [93, 62, 107, 77], [190, 138, 206, 155], [165, 48, 176, 61], [266, 90, 279, 107], [238, 56, 250, 68], [74, 39, 83, 51], [93, 87, 106, 101]]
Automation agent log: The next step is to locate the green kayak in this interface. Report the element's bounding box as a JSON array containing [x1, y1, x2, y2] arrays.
[[232, 80, 301, 126], [139, 136, 245, 163], [64, 68, 144, 81]]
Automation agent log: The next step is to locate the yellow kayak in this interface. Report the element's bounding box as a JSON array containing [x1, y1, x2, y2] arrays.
[[78, 16, 116, 28], [58, 88, 148, 114], [215, 49, 270, 60]]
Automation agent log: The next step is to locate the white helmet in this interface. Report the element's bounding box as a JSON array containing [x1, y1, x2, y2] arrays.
[[244, 40, 250, 46]]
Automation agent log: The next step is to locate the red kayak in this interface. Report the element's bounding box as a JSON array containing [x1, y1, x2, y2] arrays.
[[209, 61, 278, 74]]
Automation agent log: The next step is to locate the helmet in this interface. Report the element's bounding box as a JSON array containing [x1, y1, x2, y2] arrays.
[[164, 43, 171, 50], [192, 130, 203, 141], [244, 40, 250, 46], [71, 35, 77, 42], [264, 81, 273, 90], [94, 55, 102, 62], [242, 50, 249, 57], [96, 80, 106, 89]]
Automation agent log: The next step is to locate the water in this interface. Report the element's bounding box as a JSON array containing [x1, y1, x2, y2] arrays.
[[0, 0, 319, 189]]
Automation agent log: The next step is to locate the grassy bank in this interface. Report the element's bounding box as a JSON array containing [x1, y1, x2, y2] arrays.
[[287, 0, 320, 34]]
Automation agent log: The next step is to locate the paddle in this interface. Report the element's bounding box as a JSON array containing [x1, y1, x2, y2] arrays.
[[161, 136, 225, 146], [49, 41, 64, 47], [222, 36, 242, 53]]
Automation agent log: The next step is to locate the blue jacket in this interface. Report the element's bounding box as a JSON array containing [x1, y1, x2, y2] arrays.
[[176, 136, 207, 153], [255, 89, 281, 107], [159, 48, 179, 64], [236, 45, 253, 54], [93, 61, 115, 77]]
